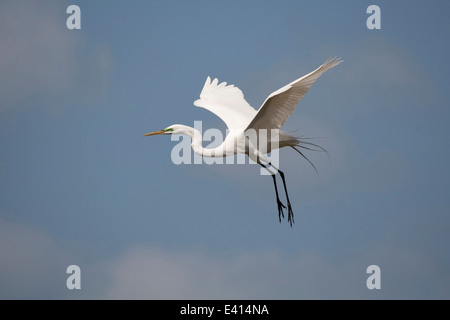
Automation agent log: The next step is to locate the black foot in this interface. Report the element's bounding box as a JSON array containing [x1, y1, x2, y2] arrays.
[[277, 200, 286, 223], [287, 203, 295, 227]]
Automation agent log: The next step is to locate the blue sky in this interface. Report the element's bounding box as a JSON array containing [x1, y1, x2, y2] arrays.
[[0, 0, 449, 299]]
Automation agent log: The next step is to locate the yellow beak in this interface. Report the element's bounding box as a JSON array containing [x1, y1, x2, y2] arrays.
[[143, 130, 165, 136]]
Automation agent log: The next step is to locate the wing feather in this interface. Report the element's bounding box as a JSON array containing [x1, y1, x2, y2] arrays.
[[194, 77, 257, 133], [246, 57, 343, 132]]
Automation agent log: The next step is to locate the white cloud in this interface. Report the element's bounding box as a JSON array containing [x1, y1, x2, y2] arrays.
[[103, 244, 449, 299], [0, 0, 113, 112], [0, 217, 448, 299], [0, 218, 73, 298]]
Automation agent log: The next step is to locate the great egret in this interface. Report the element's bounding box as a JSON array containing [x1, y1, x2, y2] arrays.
[[144, 57, 342, 226]]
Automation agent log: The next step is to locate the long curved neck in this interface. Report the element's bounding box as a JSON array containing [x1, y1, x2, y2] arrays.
[[178, 125, 221, 157]]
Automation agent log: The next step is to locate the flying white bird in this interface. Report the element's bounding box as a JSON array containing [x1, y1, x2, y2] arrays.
[[144, 57, 342, 226]]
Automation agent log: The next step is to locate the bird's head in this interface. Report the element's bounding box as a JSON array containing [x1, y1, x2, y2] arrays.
[[143, 124, 188, 136]]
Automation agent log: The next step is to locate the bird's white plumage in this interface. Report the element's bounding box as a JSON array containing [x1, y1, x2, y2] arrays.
[[145, 57, 342, 227], [194, 76, 257, 133]]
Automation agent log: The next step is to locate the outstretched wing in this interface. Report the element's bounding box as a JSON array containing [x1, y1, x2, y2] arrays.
[[246, 57, 343, 132], [194, 77, 257, 133]]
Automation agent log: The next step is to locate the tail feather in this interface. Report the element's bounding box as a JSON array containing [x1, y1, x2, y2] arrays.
[[277, 132, 328, 173], [291, 145, 319, 174], [290, 138, 329, 174]]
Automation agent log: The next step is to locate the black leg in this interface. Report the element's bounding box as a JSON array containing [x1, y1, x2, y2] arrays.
[[259, 163, 286, 223], [278, 170, 294, 227], [271, 174, 286, 222]]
